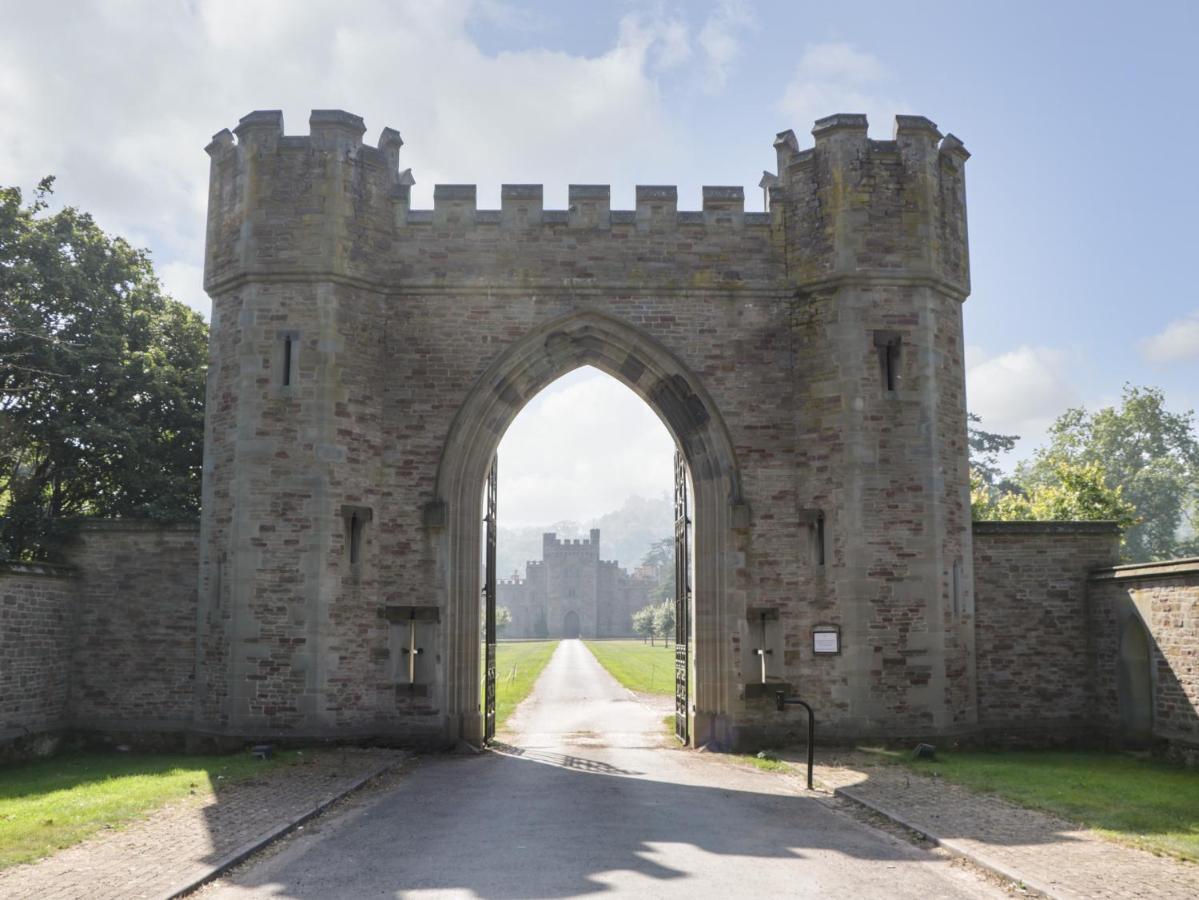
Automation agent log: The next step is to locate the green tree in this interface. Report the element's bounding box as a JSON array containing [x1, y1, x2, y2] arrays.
[[1015, 386, 1199, 561], [974, 459, 1138, 528], [968, 412, 1018, 486], [652, 600, 676, 647], [496, 606, 512, 636], [0, 178, 208, 559], [640, 536, 673, 571], [633, 605, 656, 645], [640, 536, 676, 605]]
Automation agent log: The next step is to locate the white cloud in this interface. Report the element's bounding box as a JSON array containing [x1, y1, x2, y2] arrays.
[[1139, 311, 1199, 363], [778, 42, 905, 138], [966, 345, 1081, 453], [697, 0, 754, 92], [0, 0, 712, 321], [498, 367, 675, 526], [157, 261, 209, 318]]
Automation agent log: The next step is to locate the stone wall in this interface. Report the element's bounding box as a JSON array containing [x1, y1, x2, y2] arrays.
[[0, 521, 199, 754], [971, 521, 1121, 742], [1088, 559, 1199, 758], [0, 562, 75, 751], [67, 522, 200, 733]]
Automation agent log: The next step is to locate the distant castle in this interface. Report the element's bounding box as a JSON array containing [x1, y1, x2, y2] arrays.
[[497, 530, 655, 638]]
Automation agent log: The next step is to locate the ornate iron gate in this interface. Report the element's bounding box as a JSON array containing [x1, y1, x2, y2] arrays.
[[483, 454, 498, 744], [674, 449, 691, 744]]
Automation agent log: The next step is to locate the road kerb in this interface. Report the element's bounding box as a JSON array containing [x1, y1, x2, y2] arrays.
[[162, 755, 403, 899], [830, 782, 1057, 899]]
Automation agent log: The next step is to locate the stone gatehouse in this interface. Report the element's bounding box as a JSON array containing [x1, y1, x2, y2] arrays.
[[2, 109, 1196, 757], [498, 530, 654, 639], [196, 107, 975, 748]]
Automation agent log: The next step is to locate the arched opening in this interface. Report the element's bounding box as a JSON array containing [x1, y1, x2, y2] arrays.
[[1117, 615, 1153, 743], [433, 311, 744, 749], [562, 611, 581, 639]]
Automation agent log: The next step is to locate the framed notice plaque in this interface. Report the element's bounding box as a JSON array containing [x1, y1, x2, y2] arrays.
[[812, 625, 841, 655]]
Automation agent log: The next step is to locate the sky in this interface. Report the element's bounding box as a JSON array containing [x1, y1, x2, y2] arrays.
[[2, 0, 1196, 526]]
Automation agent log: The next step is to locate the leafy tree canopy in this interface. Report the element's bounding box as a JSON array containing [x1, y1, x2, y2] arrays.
[[632, 605, 656, 644], [640, 536, 676, 606], [972, 460, 1138, 528], [972, 386, 1198, 562], [0, 178, 208, 560], [652, 600, 676, 644], [967, 412, 1018, 486]]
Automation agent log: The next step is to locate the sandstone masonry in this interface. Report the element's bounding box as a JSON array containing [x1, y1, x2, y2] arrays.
[[0, 523, 198, 756]]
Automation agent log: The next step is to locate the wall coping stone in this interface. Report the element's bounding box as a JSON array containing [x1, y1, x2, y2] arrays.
[[1089, 556, 1199, 582], [0, 559, 77, 578], [972, 520, 1122, 536], [76, 519, 201, 533]]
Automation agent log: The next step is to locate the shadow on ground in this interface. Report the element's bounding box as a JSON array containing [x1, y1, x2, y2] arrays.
[[213, 744, 1019, 898]]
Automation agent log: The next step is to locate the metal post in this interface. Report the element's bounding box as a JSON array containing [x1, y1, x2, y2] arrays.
[[775, 691, 815, 790]]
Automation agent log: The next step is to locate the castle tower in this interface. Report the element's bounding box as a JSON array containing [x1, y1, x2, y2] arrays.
[[771, 114, 975, 735], [198, 111, 405, 740]]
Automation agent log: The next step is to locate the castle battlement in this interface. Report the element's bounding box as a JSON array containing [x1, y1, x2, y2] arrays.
[[203, 109, 969, 297], [768, 113, 971, 293], [399, 183, 767, 230]]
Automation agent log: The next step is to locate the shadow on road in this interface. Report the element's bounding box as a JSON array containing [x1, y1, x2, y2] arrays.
[[213, 746, 1005, 898]]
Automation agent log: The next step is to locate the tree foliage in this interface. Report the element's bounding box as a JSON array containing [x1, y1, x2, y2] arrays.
[[640, 536, 675, 606], [496, 606, 512, 635], [632, 605, 656, 645], [972, 386, 1198, 562], [967, 412, 1018, 486], [1016, 387, 1198, 560], [0, 178, 208, 559], [972, 460, 1138, 527], [651, 600, 676, 645]]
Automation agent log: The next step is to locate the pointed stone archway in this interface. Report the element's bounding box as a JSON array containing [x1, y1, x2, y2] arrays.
[[431, 310, 745, 747], [562, 611, 581, 639]]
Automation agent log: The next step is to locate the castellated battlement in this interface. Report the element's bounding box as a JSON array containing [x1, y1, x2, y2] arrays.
[[542, 530, 601, 557], [203, 109, 969, 297], [769, 113, 971, 295], [401, 182, 769, 230]]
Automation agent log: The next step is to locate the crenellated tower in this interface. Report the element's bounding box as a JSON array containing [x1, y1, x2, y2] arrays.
[[198, 111, 408, 741], [768, 113, 975, 736]]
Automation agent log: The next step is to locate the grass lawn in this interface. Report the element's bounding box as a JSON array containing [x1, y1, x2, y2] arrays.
[[493, 640, 560, 729], [584, 639, 676, 696], [0, 750, 297, 870], [867, 747, 1199, 862]]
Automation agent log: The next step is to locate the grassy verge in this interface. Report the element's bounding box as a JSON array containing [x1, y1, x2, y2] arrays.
[[864, 747, 1199, 862], [0, 750, 298, 869], [583, 640, 675, 696], [493, 640, 559, 729], [737, 753, 789, 773]]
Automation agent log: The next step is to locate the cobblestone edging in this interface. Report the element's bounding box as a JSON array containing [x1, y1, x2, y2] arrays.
[[0, 748, 405, 900], [163, 751, 403, 899], [817, 761, 1199, 900]]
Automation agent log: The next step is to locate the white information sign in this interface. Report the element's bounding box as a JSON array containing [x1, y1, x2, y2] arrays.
[[812, 629, 840, 654]]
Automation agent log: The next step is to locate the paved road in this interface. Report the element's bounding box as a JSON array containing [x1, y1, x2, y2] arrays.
[[207, 640, 1002, 898]]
